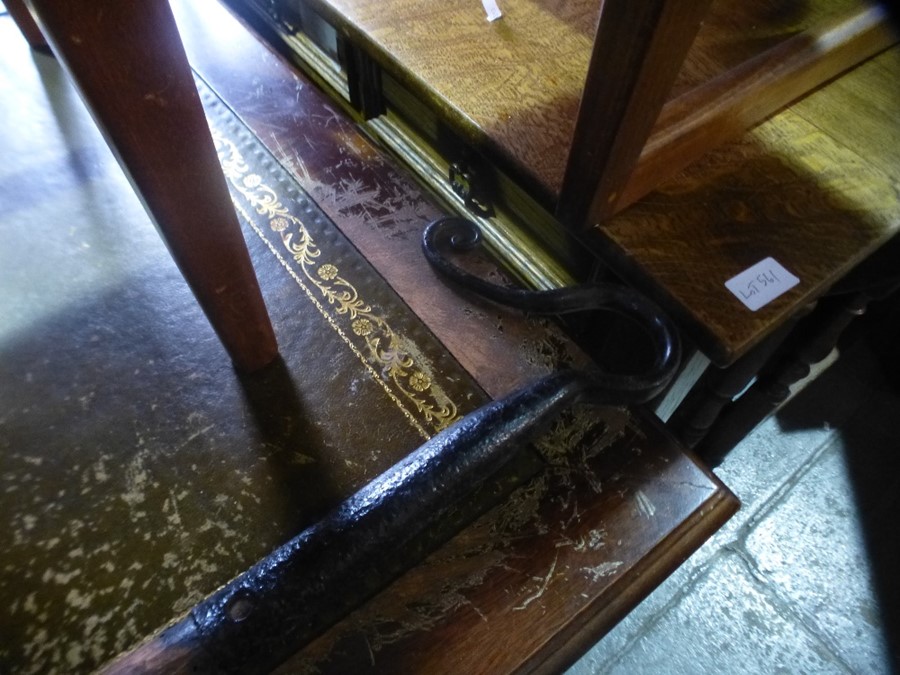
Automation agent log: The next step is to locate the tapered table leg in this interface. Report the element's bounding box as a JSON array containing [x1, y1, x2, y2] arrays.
[[5, 0, 47, 49], [24, 0, 278, 372], [3, 0, 47, 49]]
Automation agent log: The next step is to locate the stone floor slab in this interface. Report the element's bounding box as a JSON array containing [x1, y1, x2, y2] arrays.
[[745, 411, 896, 673], [602, 553, 848, 674]]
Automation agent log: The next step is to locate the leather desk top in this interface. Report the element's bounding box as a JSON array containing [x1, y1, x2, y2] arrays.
[[0, 5, 737, 672]]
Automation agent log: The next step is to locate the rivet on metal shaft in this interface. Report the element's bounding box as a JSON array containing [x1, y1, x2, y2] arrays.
[[226, 593, 254, 623]]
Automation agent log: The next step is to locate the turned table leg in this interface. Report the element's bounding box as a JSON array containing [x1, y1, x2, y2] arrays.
[[23, 0, 278, 372], [667, 306, 811, 457]]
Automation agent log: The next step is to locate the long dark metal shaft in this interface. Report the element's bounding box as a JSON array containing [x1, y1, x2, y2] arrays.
[[104, 370, 600, 674], [103, 218, 681, 673]]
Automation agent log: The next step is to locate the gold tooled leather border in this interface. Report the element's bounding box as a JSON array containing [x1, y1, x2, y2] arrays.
[[206, 103, 463, 438]]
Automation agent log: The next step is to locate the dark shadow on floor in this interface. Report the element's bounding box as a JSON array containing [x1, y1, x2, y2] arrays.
[[775, 294, 900, 673]]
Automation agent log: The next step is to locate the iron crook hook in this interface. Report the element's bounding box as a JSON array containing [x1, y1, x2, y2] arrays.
[[422, 216, 682, 404]]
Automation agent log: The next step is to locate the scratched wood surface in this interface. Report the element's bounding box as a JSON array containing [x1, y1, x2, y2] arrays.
[[590, 46, 900, 366], [275, 407, 737, 674]]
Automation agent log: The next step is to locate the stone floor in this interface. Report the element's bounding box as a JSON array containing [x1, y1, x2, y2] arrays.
[[2, 5, 898, 673], [568, 308, 900, 673]]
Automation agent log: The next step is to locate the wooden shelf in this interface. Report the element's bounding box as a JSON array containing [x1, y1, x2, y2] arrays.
[[264, 0, 895, 228], [673, 0, 877, 96], [593, 46, 900, 365], [226, 0, 897, 365], [618, 0, 896, 214]]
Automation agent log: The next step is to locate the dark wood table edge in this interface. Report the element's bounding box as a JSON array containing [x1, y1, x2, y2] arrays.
[[529, 483, 739, 673], [525, 407, 739, 673]]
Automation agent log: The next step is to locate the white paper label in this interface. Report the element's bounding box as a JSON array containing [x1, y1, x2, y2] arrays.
[[482, 0, 502, 21], [725, 257, 800, 311]]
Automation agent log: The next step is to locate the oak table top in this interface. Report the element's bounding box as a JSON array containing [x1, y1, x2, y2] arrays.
[[232, 0, 898, 366], [280, 0, 877, 205], [590, 45, 900, 365]]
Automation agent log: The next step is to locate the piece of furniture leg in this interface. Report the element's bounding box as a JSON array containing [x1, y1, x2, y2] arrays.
[[24, 0, 278, 372], [556, 0, 712, 226], [668, 307, 810, 455], [699, 276, 900, 464], [4, 0, 47, 49]]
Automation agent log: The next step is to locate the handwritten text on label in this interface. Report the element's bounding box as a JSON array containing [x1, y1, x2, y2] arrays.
[[725, 257, 800, 311]]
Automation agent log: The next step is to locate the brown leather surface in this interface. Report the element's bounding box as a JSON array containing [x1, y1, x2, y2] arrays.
[[1, 7, 737, 673], [176, 6, 738, 671], [175, 0, 593, 401], [207, 87, 479, 438]]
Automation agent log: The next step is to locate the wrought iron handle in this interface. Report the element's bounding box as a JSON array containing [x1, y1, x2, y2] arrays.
[[101, 218, 682, 674], [422, 216, 682, 403], [103, 370, 604, 674]]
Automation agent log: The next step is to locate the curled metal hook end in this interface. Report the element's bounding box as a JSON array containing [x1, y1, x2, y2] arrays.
[[426, 216, 482, 252], [422, 217, 682, 405]]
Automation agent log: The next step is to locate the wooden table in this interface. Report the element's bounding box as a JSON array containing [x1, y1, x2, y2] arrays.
[[601, 45, 900, 458], [219, 0, 899, 461], [592, 45, 900, 366], [225, 0, 895, 228], [0, 5, 737, 672]]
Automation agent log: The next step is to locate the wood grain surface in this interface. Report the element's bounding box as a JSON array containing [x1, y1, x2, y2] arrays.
[[556, 0, 711, 226], [301, 0, 600, 196], [616, 5, 897, 214], [274, 0, 883, 219], [670, 0, 884, 97], [24, 0, 278, 372], [196, 0, 897, 370], [591, 46, 900, 365]]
